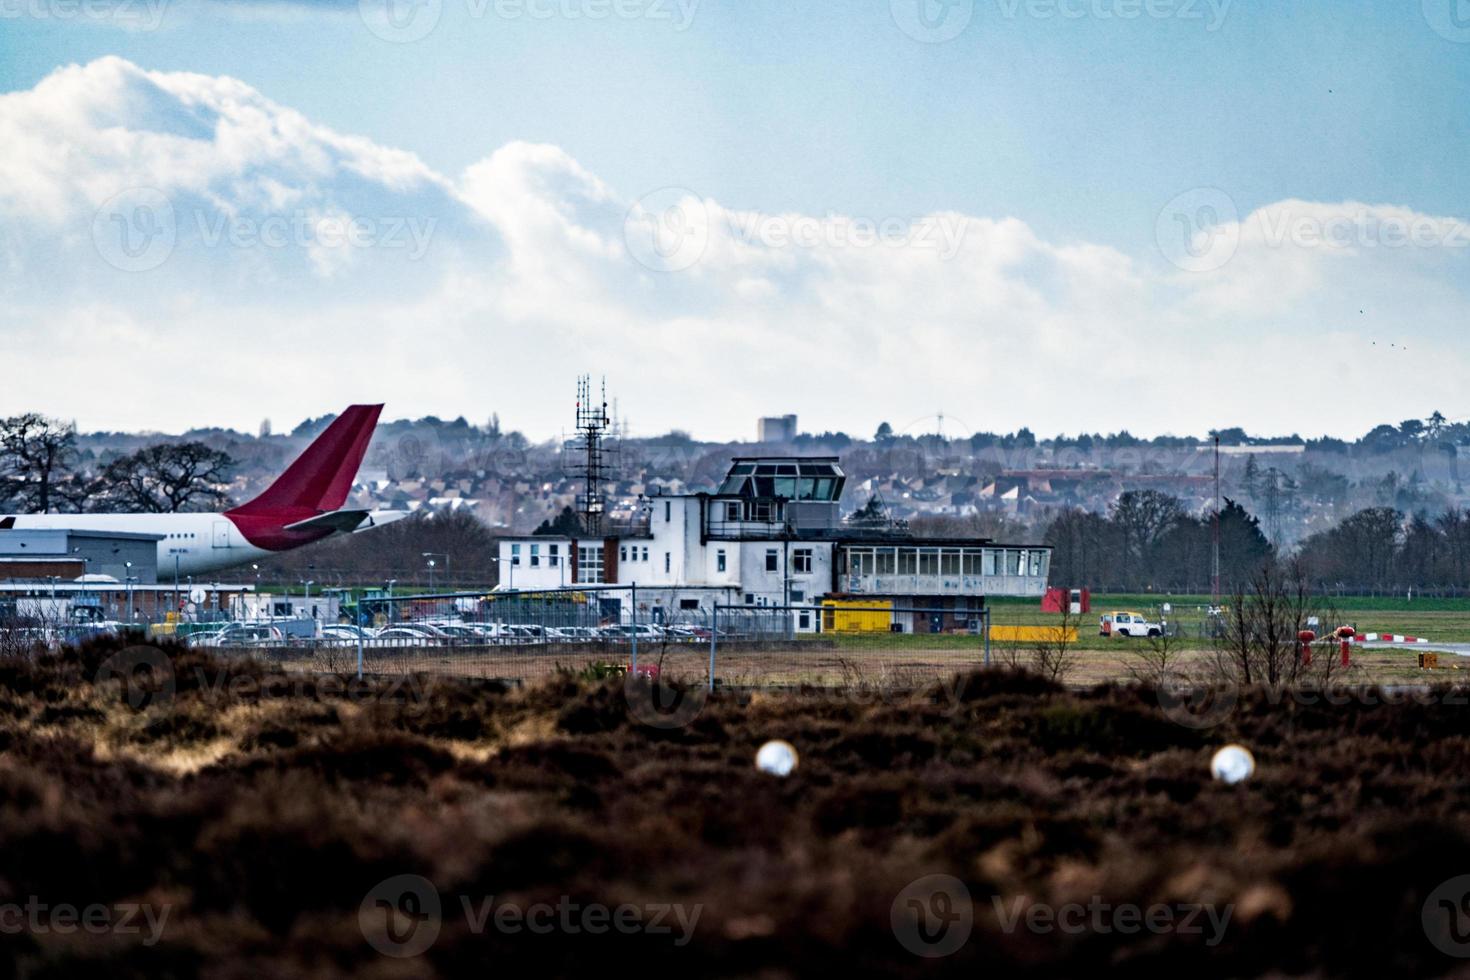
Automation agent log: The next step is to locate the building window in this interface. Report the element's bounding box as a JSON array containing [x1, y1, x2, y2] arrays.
[[641, 547, 649, 562], [620, 545, 627, 562], [511, 543, 521, 566], [793, 548, 813, 574], [751, 500, 773, 522], [725, 502, 740, 522], [1006, 549, 1022, 576], [680, 599, 700, 611], [577, 545, 604, 584], [745, 594, 755, 605], [791, 589, 806, 603], [530, 544, 540, 568], [664, 501, 672, 522], [549, 544, 559, 567], [765, 549, 779, 572], [717, 549, 727, 573], [664, 552, 671, 573]]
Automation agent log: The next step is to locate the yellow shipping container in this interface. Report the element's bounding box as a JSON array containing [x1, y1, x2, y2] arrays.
[[820, 599, 894, 633]]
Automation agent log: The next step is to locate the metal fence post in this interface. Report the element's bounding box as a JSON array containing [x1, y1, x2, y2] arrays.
[[708, 604, 718, 692], [356, 598, 365, 681], [983, 607, 991, 668], [630, 582, 638, 675]]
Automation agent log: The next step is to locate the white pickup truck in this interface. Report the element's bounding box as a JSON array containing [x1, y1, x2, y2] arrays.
[[1101, 611, 1164, 638]]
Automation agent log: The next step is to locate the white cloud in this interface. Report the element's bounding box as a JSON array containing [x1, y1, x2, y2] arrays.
[[0, 57, 1466, 441]]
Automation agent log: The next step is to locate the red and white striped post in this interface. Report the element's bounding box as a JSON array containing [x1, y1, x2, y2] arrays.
[[1338, 626, 1355, 668]]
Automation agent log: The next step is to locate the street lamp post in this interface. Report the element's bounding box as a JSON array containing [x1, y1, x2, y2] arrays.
[[421, 553, 449, 592], [124, 561, 135, 623]]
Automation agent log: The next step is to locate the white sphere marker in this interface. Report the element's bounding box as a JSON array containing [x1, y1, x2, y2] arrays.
[[756, 740, 798, 777], [1210, 745, 1255, 784]]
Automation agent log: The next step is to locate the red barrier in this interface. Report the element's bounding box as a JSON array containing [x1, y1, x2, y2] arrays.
[[1298, 629, 1316, 667]]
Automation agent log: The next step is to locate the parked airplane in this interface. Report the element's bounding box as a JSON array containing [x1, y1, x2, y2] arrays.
[[0, 404, 408, 577]]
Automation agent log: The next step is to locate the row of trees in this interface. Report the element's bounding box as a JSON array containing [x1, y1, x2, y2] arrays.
[[1042, 487, 1470, 596], [1043, 490, 1274, 593], [0, 414, 233, 514], [1296, 507, 1470, 594]]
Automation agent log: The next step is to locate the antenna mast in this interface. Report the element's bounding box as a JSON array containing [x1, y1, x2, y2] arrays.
[[575, 376, 612, 536], [1212, 434, 1221, 603]]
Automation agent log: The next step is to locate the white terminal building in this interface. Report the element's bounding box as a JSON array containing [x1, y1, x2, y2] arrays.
[[496, 456, 1051, 632]]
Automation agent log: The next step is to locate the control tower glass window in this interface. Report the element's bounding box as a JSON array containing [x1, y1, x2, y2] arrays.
[[718, 460, 846, 501]]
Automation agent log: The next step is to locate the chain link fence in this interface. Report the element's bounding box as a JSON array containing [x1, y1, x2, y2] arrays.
[[708, 604, 992, 689], [89, 587, 991, 691]]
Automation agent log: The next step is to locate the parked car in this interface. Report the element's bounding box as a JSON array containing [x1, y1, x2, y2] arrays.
[[430, 624, 494, 642], [196, 623, 284, 647], [505, 624, 570, 641], [1101, 611, 1164, 638], [322, 624, 377, 643], [386, 622, 452, 640], [598, 624, 665, 641], [375, 627, 447, 646]]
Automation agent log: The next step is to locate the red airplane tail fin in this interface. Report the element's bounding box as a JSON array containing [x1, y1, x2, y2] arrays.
[[228, 404, 382, 517]]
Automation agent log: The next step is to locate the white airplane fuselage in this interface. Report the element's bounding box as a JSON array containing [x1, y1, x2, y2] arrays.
[[4, 511, 404, 578]]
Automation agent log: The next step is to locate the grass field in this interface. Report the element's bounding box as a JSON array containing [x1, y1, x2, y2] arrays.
[[986, 593, 1470, 649]]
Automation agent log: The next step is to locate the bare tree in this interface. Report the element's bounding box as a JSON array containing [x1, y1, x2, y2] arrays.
[[1029, 606, 1081, 683], [1126, 617, 1190, 686], [1213, 560, 1330, 686], [90, 442, 235, 513], [0, 413, 79, 513]]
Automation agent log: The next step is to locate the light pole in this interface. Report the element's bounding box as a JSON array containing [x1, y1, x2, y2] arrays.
[[422, 552, 449, 591], [124, 561, 135, 623]]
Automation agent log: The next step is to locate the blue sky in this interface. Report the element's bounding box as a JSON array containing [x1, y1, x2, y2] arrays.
[[4, 1, 1465, 254], [0, 1, 1467, 439]]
